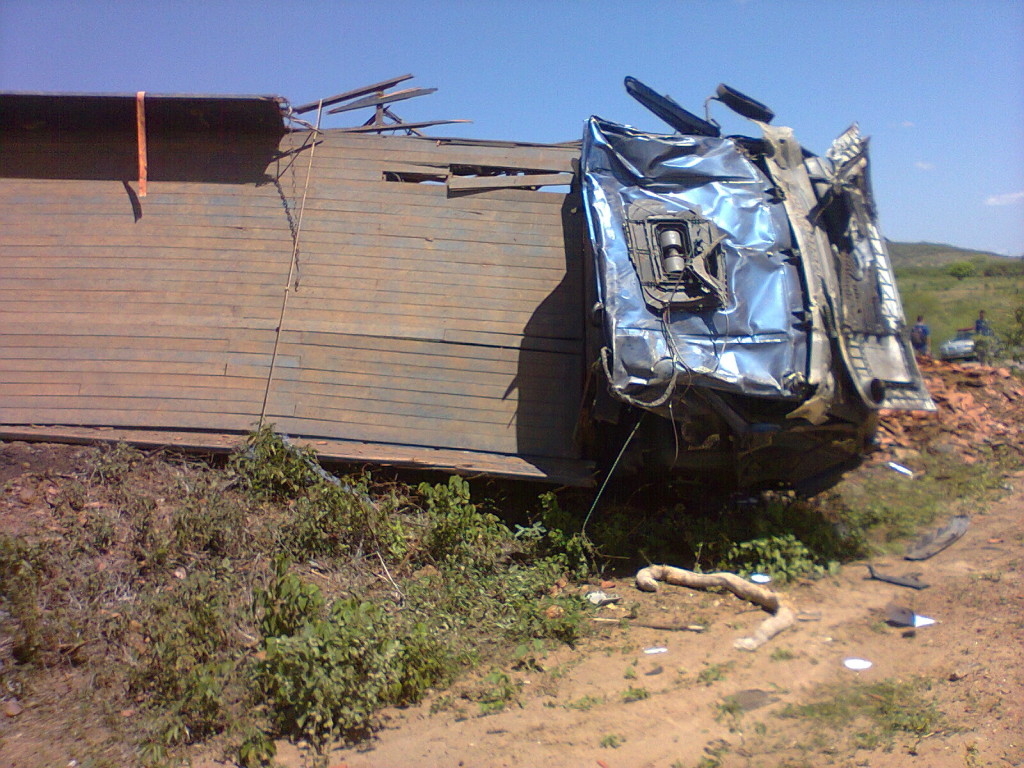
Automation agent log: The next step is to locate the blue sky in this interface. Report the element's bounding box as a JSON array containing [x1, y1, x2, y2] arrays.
[[2, 0, 1022, 255]]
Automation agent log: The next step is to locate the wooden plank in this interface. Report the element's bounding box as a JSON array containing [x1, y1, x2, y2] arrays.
[[326, 87, 437, 114], [292, 74, 414, 114], [0, 346, 279, 367], [0, 175, 572, 217], [2, 358, 269, 378], [0, 313, 280, 332], [0, 395, 260, 414], [0, 334, 274, 355], [2, 263, 576, 298], [0, 219, 565, 252], [279, 328, 561, 365], [0, 192, 571, 230], [268, 410, 575, 459], [447, 173, 573, 191], [0, 409, 258, 432], [283, 132, 579, 172], [0, 370, 265, 389], [0, 211, 567, 250], [0, 425, 594, 486], [336, 119, 472, 134]]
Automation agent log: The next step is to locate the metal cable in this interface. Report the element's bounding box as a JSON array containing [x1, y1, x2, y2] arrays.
[[259, 103, 323, 426], [581, 411, 645, 537]]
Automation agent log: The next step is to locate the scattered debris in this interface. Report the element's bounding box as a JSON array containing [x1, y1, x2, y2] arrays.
[[886, 461, 915, 477], [728, 688, 778, 712], [877, 359, 1024, 461], [904, 514, 970, 561], [635, 564, 794, 651], [796, 611, 822, 622], [750, 573, 772, 584], [643, 646, 669, 655], [843, 658, 873, 671], [585, 591, 622, 607], [866, 563, 930, 590], [885, 604, 937, 628]]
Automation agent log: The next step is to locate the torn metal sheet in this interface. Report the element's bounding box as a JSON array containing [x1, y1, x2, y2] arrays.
[[866, 564, 929, 590], [582, 116, 807, 401], [578, 78, 935, 490], [905, 515, 970, 560]]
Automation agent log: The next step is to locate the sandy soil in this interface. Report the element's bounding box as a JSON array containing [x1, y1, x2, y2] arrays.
[[308, 472, 1024, 768]]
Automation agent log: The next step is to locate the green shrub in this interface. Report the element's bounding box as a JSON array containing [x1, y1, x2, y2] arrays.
[[231, 426, 323, 501], [255, 557, 324, 638], [131, 572, 251, 747], [717, 533, 826, 583], [947, 261, 976, 280], [254, 588, 449, 747], [173, 484, 248, 558], [419, 475, 506, 570]]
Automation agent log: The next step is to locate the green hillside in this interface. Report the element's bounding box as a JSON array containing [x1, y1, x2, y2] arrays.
[[887, 241, 1024, 350], [886, 240, 1014, 269]]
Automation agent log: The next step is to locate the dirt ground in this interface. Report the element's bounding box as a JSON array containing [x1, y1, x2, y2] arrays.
[[2, 361, 1023, 768], [300, 471, 1023, 768]]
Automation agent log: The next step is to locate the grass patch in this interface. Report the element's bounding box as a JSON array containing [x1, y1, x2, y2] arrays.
[[697, 662, 732, 686], [0, 432, 595, 765], [781, 677, 946, 749]]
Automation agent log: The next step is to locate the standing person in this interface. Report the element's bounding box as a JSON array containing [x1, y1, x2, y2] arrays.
[[975, 310, 993, 336], [910, 315, 931, 356]]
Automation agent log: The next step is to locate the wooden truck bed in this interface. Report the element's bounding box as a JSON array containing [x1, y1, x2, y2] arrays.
[[0, 94, 593, 484]]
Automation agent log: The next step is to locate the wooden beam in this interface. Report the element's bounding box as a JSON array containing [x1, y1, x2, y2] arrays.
[[291, 74, 414, 114], [327, 87, 437, 114], [337, 119, 471, 134], [447, 172, 574, 191]]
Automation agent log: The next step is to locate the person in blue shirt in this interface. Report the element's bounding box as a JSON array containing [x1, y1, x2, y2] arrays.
[[975, 310, 993, 336], [910, 315, 930, 355]]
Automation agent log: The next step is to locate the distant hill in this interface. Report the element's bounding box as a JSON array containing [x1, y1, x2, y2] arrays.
[[886, 241, 1014, 269]]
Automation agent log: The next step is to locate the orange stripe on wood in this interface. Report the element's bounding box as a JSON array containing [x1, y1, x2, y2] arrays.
[[136, 91, 147, 197]]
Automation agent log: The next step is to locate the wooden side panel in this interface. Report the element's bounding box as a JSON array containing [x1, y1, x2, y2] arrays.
[[261, 132, 585, 462], [0, 155, 292, 432], [0, 128, 590, 481]]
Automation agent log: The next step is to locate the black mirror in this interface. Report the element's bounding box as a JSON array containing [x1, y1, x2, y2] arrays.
[[625, 76, 720, 137], [715, 83, 775, 124]]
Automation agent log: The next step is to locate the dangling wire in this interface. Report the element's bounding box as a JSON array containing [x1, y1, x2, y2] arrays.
[[260, 101, 323, 426], [581, 411, 646, 537]]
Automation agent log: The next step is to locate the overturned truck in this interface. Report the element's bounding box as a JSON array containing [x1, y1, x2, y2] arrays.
[[0, 77, 933, 491]]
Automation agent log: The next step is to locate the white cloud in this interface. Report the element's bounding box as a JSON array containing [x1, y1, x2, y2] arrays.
[[901, 120, 915, 128], [914, 161, 935, 171], [984, 191, 1024, 206]]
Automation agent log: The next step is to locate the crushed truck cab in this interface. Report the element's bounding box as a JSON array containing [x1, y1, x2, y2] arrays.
[[579, 79, 933, 491]]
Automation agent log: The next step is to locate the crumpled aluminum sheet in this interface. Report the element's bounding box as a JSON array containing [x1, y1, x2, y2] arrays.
[[581, 117, 808, 402]]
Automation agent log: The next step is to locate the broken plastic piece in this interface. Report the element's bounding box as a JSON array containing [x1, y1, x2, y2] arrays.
[[715, 84, 775, 124], [750, 573, 771, 584], [586, 590, 622, 607], [866, 563, 929, 590], [644, 646, 668, 655], [887, 461, 914, 477], [885, 604, 936, 628], [905, 515, 970, 561], [843, 658, 872, 671]]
